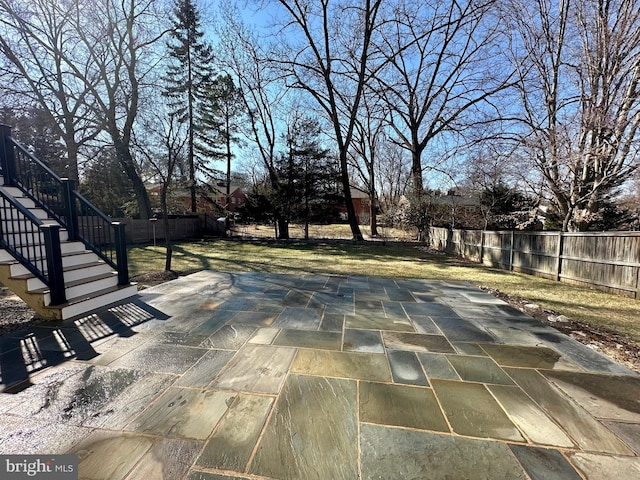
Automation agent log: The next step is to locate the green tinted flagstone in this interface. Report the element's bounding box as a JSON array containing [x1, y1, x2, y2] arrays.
[[345, 314, 414, 332], [319, 313, 345, 331], [487, 385, 574, 447], [273, 329, 342, 350], [282, 290, 312, 306], [446, 355, 514, 385], [383, 332, 455, 353], [248, 327, 280, 345], [125, 438, 202, 480], [488, 327, 543, 346], [360, 424, 527, 480], [431, 380, 524, 441], [387, 350, 429, 386], [508, 445, 582, 480], [343, 329, 384, 353], [199, 325, 256, 350], [481, 344, 581, 370], [213, 344, 296, 394], [197, 394, 273, 471], [430, 317, 496, 342], [292, 349, 391, 382], [417, 353, 460, 380], [506, 368, 634, 454], [72, 431, 154, 480], [175, 349, 235, 387], [128, 387, 234, 439], [542, 370, 640, 422], [569, 453, 640, 480], [249, 375, 358, 480], [359, 381, 447, 431]]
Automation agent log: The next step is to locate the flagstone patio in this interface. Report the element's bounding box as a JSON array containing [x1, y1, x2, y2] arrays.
[[1, 270, 640, 479]]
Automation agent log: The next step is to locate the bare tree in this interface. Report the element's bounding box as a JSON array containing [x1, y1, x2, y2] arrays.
[[0, 0, 100, 180], [136, 110, 186, 271], [350, 95, 388, 236], [374, 0, 510, 200], [506, 0, 640, 231], [0, 0, 167, 219], [215, 7, 292, 237], [269, 0, 385, 241]]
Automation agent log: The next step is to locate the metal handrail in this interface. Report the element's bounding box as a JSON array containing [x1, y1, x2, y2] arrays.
[[0, 189, 66, 304], [0, 124, 129, 286]]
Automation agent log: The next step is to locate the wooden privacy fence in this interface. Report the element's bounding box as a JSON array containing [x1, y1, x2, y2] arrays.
[[108, 216, 202, 244], [429, 227, 640, 299]]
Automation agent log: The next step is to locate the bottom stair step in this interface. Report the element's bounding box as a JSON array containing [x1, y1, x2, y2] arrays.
[[45, 284, 139, 320]]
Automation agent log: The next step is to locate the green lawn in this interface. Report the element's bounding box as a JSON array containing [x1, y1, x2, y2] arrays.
[[128, 239, 640, 344]]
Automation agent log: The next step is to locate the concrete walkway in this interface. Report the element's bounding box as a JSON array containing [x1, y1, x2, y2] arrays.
[[1, 270, 640, 479]]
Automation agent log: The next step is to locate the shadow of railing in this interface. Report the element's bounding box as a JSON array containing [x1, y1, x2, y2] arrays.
[[0, 297, 170, 393]]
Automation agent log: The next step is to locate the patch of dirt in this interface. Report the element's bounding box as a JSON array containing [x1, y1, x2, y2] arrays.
[[481, 286, 640, 374]]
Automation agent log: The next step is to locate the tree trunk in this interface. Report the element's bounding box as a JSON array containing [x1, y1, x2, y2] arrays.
[[340, 151, 363, 241], [161, 186, 172, 271], [113, 139, 152, 219], [277, 216, 289, 239]]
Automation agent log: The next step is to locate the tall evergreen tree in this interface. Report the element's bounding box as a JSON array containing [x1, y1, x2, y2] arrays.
[[198, 74, 244, 225], [163, 0, 214, 212]]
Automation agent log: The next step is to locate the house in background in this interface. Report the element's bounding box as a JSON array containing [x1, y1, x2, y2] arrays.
[[147, 182, 246, 215], [339, 187, 373, 225]]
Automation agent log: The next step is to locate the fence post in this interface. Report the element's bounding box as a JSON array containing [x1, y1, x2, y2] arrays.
[[555, 231, 564, 282], [113, 222, 130, 285], [0, 125, 17, 185], [41, 224, 66, 305], [509, 231, 515, 271], [480, 230, 485, 265], [61, 178, 79, 241]]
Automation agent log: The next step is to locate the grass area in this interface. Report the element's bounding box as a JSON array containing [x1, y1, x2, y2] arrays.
[[128, 238, 640, 344]]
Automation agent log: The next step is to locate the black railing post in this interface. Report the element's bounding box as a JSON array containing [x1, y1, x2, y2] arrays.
[[61, 178, 79, 241], [0, 125, 17, 185], [41, 224, 66, 305], [113, 222, 129, 285]]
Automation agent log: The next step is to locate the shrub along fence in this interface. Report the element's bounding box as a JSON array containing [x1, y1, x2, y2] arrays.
[[429, 227, 640, 299]]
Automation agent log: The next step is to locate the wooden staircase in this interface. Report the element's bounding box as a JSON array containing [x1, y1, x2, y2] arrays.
[[0, 126, 137, 320]]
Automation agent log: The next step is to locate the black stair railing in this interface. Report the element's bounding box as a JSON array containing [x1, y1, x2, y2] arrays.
[[0, 124, 129, 289], [0, 190, 66, 304]]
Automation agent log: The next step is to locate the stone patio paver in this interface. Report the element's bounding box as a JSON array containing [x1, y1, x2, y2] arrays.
[[1, 270, 639, 479]]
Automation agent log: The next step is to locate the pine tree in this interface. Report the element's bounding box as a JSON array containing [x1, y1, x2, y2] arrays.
[[163, 0, 214, 212], [197, 74, 244, 226]]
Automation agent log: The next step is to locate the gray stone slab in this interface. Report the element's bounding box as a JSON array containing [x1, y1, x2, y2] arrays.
[[432, 379, 524, 442], [383, 332, 455, 353], [403, 302, 459, 317], [509, 445, 582, 480], [569, 452, 640, 480], [197, 394, 273, 471], [111, 343, 207, 374], [506, 367, 634, 454], [250, 375, 358, 480], [360, 424, 527, 479], [319, 313, 344, 332], [410, 315, 441, 334], [417, 352, 460, 380], [128, 387, 234, 440], [213, 345, 296, 394], [602, 421, 640, 454], [174, 349, 235, 387], [446, 355, 514, 385], [273, 329, 342, 350], [382, 301, 409, 318], [292, 349, 391, 382], [125, 438, 202, 480], [430, 317, 496, 343], [199, 325, 256, 350], [387, 350, 429, 386], [343, 329, 384, 353], [273, 306, 323, 330], [0, 415, 92, 454]]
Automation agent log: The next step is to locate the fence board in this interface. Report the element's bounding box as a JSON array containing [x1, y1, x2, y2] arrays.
[[429, 227, 640, 299]]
